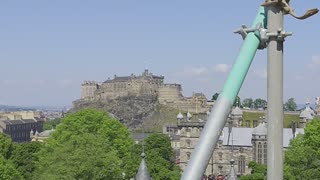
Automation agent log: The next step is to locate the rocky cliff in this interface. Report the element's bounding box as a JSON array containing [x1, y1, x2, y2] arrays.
[[72, 95, 158, 129]]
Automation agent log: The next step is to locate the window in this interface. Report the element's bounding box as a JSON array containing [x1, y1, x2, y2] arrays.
[[239, 147, 244, 153], [218, 152, 223, 161], [186, 128, 191, 137], [252, 142, 256, 161], [186, 152, 191, 161], [263, 142, 267, 164], [186, 139, 191, 148], [238, 155, 246, 174], [258, 142, 262, 164]]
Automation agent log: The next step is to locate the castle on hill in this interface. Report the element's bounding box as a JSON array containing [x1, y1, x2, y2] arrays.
[[78, 69, 212, 113]]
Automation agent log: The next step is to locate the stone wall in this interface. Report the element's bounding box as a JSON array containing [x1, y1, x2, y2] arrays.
[[178, 125, 253, 176]]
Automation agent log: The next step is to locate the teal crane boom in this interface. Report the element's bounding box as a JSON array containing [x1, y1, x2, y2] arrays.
[[181, 7, 267, 180]]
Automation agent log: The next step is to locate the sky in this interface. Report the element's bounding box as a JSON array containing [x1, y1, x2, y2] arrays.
[[0, 1, 319, 106]]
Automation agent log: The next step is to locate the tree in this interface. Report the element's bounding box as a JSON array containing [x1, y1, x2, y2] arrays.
[[284, 98, 297, 111], [234, 96, 241, 107], [240, 161, 266, 180], [10, 142, 42, 180], [211, 93, 219, 101], [242, 98, 254, 108], [0, 133, 13, 159], [34, 109, 137, 180], [0, 156, 23, 180], [254, 98, 267, 109], [284, 118, 320, 179], [136, 134, 181, 180], [43, 118, 61, 130]]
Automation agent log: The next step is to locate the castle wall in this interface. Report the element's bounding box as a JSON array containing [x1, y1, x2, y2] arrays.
[[81, 81, 99, 99], [158, 84, 184, 104]]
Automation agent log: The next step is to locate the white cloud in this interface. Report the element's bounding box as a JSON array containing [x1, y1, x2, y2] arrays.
[[253, 68, 267, 79], [181, 67, 209, 76], [213, 64, 230, 73], [306, 55, 320, 68]]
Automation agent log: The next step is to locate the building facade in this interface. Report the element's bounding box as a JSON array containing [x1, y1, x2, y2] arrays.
[[163, 106, 311, 177], [0, 118, 44, 142]]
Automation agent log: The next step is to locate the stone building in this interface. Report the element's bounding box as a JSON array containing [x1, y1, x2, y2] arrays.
[[77, 69, 211, 113], [0, 111, 41, 120], [164, 107, 306, 177], [0, 118, 44, 142], [81, 81, 100, 100], [315, 97, 320, 115]]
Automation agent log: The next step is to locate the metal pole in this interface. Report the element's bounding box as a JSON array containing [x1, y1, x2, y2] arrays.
[[267, 4, 284, 180], [181, 7, 267, 180]]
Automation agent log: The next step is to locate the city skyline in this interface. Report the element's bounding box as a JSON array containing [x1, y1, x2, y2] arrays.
[[0, 1, 319, 106]]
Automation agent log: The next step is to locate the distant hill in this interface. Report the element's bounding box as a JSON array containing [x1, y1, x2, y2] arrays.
[[0, 105, 36, 111]]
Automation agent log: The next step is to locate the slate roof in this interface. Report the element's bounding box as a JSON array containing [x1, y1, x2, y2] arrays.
[[219, 126, 304, 148], [231, 107, 243, 116], [135, 153, 151, 180]]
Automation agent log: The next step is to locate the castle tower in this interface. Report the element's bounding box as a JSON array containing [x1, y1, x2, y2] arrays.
[[81, 81, 99, 99], [299, 102, 314, 128], [251, 121, 267, 164], [230, 106, 243, 127]]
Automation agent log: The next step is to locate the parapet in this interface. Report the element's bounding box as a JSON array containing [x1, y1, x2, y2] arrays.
[[82, 81, 99, 86]]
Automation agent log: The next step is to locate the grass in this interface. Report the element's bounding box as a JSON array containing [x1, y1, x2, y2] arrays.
[[243, 111, 300, 128], [144, 107, 301, 132]]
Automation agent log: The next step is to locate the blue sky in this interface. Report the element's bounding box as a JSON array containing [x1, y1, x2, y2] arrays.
[[0, 1, 319, 106]]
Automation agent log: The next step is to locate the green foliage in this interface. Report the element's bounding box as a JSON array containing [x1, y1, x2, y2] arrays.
[[284, 118, 320, 179], [142, 134, 181, 180], [234, 96, 241, 107], [240, 162, 266, 180], [10, 142, 42, 180], [43, 118, 61, 130], [0, 156, 23, 180], [0, 133, 13, 159], [34, 109, 136, 180], [242, 112, 299, 128], [211, 93, 219, 101], [242, 98, 254, 108], [284, 98, 297, 111], [253, 99, 267, 109]]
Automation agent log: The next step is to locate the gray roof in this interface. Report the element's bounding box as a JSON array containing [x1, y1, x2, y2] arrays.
[[219, 126, 304, 148], [252, 122, 267, 135], [1, 119, 37, 125], [231, 107, 243, 116], [38, 129, 54, 137], [300, 108, 313, 120], [135, 153, 151, 180]]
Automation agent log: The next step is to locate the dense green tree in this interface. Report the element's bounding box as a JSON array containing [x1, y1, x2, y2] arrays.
[[211, 93, 219, 101], [34, 109, 136, 180], [141, 134, 181, 180], [10, 142, 42, 180], [284, 98, 297, 111], [0, 156, 23, 180], [254, 98, 267, 109], [234, 96, 241, 107], [0, 133, 13, 159], [284, 118, 320, 179], [242, 98, 254, 108], [240, 161, 266, 180], [43, 118, 61, 130]]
